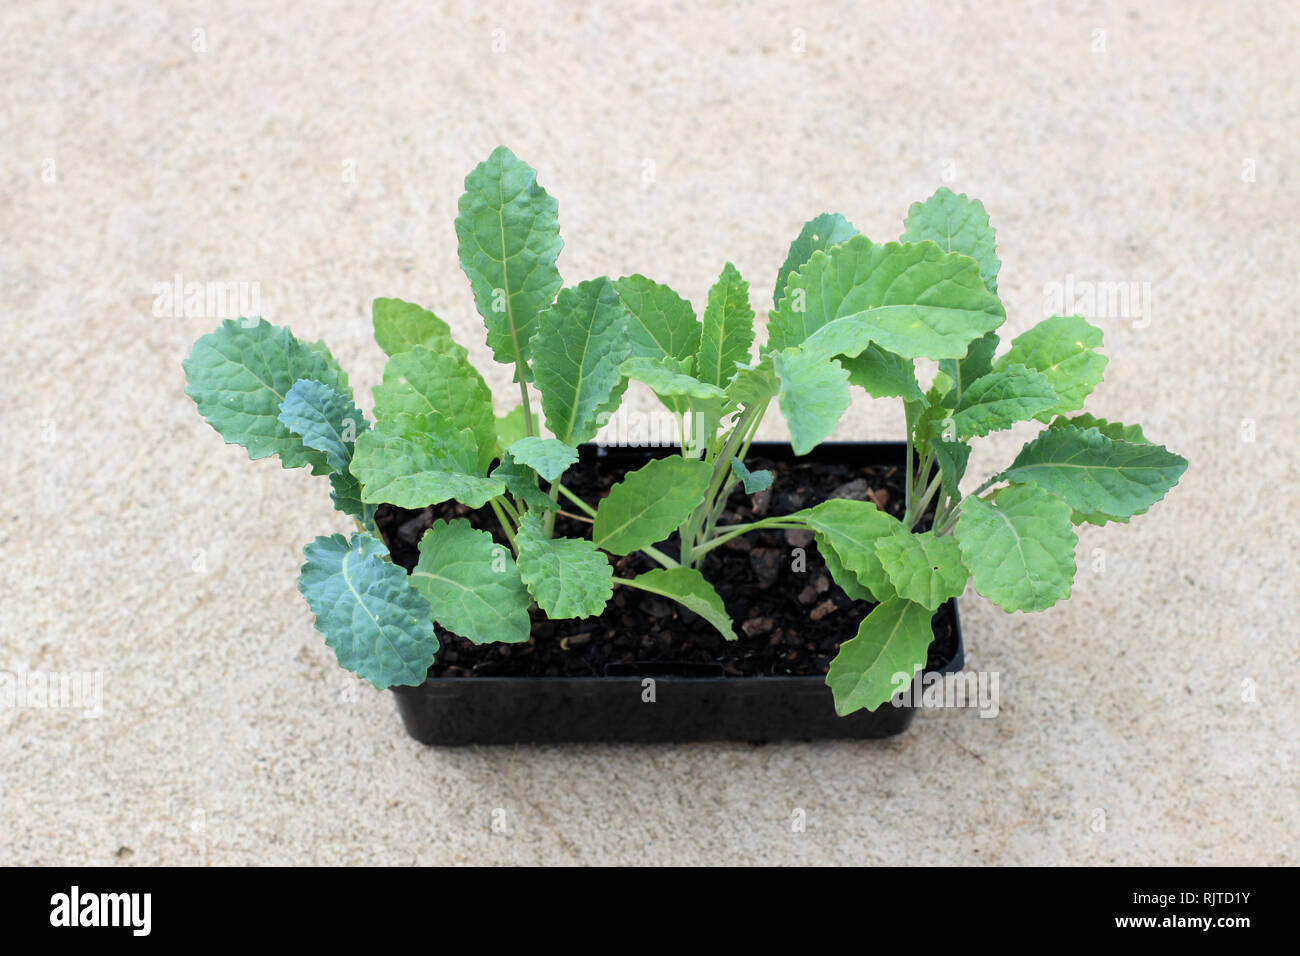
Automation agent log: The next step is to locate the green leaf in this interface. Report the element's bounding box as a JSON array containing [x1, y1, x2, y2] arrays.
[[505, 436, 578, 482], [954, 484, 1077, 612], [769, 236, 1005, 360], [948, 363, 1059, 438], [532, 277, 633, 445], [298, 533, 439, 689], [725, 357, 780, 410], [327, 471, 375, 523], [618, 568, 736, 641], [875, 530, 968, 611], [940, 330, 999, 401], [931, 438, 971, 502], [351, 420, 505, 509], [839, 344, 923, 401], [825, 598, 934, 715], [1000, 426, 1188, 519], [593, 456, 712, 554], [698, 262, 755, 387], [774, 212, 859, 306], [805, 499, 905, 601], [613, 275, 702, 363], [494, 404, 529, 451], [901, 187, 1001, 293], [1049, 413, 1148, 444], [820, 541, 877, 602], [372, 297, 465, 359], [489, 452, 558, 511], [411, 518, 532, 644], [455, 146, 563, 378], [372, 346, 497, 473], [773, 348, 850, 455], [729, 457, 772, 494], [278, 379, 368, 474], [514, 514, 612, 619], [994, 315, 1107, 419], [1046, 416, 1153, 523], [619, 356, 726, 410], [183, 318, 350, 473]]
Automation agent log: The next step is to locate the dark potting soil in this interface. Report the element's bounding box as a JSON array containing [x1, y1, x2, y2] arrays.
[[374, 451, 957, 679]]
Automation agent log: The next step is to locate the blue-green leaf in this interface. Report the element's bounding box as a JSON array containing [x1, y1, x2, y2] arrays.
[[298, 533, 439, 689]]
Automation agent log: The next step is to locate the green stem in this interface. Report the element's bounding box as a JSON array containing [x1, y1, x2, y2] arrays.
[[905, 473, 942, 529], [488, 498, 518, 551], [692, 513, 808, 558], [639, 545, 680, 569], [518, 379, 534, 438], [555, 482, 597, 517]]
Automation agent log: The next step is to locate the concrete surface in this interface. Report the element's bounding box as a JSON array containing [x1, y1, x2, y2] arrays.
[[1, 0, 1297, 865]]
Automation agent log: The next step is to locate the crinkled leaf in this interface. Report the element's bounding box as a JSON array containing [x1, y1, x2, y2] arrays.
[[183, 318, 349, 473], [351, 420, 505, 509], [1049, 413, 1148, 445], [729, 457, 772, 494], [593, 456, 712, 555], [533, 277, 633, 445], [515, 514, 612, 619], [994, 315, 1107, 420], [505, 436, 578, 482], [773, 212, 859, 306], [455, 146, 563, 378], [875, 530, 969, 611], [490, 452, 558, 511], [619, 567, 736, 641], [298, 533, 439, 689], [826, 598, 934, 715], [840, 344, 923, 401], [820, 540, 877, 602], [954, 484, 1077, 612], [372, 346, 497, 473], [411, 518, 532, 644], [698, 261, 755, 387], [805, 499, 905, 601], [768, 236, 1005, 360], [948, 363, 1059, 438], [773, 348, 850, 455], [1001, 425, 1187, 519], [328, 470, 375, 523], [901, 187, 1001, 293], [613, 275, 701, 363], [372, 297, 465, 359], [278, 379, 368, 473]]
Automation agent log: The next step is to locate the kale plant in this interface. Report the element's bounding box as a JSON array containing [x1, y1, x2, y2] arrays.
[[183, 147, 1186, 714]]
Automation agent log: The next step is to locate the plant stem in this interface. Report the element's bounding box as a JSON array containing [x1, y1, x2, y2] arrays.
[[639, 545, 680, 569], [905, 473, 942, 529], [518, 379, 534, 438], [488, 498, 517, 551], [692, 513, 808, 558], [555, 482, 597, 517]]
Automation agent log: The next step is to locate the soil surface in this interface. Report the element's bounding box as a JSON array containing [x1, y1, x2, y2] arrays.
[[375, 450, 957, 678]]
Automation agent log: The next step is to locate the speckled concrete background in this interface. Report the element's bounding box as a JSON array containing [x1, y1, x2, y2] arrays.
[[1, 0, 1296, 865]]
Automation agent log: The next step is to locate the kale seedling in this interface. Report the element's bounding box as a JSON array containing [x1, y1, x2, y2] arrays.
[[183, 148, 1186, 714]]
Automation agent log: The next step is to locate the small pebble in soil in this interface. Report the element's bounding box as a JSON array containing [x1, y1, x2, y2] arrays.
[[809, 599, 838, 621]]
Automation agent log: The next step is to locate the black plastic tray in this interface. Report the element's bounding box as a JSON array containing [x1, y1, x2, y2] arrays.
[[391, 441, 965, 745]]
